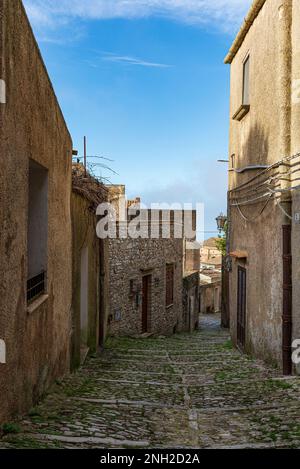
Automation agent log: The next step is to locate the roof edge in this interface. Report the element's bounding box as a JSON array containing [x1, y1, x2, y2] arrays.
[[224, 0, 267, 64]]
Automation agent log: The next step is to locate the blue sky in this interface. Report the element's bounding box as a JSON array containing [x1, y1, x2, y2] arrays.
[[23, 0, 252, 236]]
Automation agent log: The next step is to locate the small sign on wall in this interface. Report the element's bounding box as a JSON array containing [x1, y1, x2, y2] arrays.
[[294, 213, 300, 224], [114, 309, 122, 322], [0, 339, 6, 364], [0, 80, 6, 104]]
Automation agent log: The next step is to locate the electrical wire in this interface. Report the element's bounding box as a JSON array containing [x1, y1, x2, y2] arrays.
[[235, 195, 273, 222], [229, 151, 300, 193]]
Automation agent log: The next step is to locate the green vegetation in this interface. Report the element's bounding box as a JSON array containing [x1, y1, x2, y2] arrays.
[[215, 221, 228, 256], [222, 339, 233, 350], [2, 423, 21, 435]]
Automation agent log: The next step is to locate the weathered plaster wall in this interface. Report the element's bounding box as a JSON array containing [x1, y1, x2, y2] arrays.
[[182, 272, 199, 332], [228, 0, 287, 367], [107, 237, 183, 337], [0, 0, 72, 422], [291, 1, 300, 374], [200, 282, 221, 315], [71, 193, 100, 370]]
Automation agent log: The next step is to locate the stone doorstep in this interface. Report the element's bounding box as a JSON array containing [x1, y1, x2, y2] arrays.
[[207, 441, 300, 449], [104, 352, 238, 359], [69, 397, 300, 413], [71, 397, 184, 409], [97, 358, 248, 365], [22, 433, 150, 448]]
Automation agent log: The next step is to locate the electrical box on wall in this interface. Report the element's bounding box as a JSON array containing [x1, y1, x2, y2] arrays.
[[0, 339, 6, 364], [294, 213, 300, 224]]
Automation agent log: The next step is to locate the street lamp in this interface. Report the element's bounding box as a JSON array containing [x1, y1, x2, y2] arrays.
[[216, 212, 227, 233]]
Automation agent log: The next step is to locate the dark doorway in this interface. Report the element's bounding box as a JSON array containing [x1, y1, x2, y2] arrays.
[[142, 275, 151, 333], [237, 266, 246, 349]]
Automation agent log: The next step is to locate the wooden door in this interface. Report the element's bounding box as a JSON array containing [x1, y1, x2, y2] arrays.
[[237, 266, 246, 349], [142, 275, 151, 333]]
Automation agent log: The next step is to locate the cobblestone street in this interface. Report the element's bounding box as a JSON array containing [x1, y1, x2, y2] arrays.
[[1, 315, 300, 449]]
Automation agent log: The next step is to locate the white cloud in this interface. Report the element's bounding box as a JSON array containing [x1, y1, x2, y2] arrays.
[[101, 53, 172, 68], [23, 0, 252, 32]]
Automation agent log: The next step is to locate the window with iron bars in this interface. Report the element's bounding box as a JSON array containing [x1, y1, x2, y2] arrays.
[[27, 271, 46, 303]]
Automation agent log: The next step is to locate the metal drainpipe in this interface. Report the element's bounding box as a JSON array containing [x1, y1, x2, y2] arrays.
[[278, 1, 293, 375]]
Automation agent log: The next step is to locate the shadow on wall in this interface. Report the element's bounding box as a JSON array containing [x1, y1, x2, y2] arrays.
[[242, 124, 269, 167]]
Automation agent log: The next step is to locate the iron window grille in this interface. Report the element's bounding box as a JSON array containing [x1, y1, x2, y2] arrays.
[[27, 271, 46, 303]]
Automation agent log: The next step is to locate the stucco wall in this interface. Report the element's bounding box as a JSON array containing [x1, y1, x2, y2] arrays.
[[0, 0, 72, 422], [200, 282, 221, 315], [107, 237, 183, 337], [182, 272, 199, 332], [71, 193, 100, 370], [228, 0, 286, 367], [291, 1, 300, 374]]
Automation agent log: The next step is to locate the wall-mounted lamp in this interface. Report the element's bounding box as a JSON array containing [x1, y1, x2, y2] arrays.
[[216, 212, 227, 233]]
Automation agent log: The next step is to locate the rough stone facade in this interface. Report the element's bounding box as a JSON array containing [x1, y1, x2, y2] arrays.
[[0, 0, 72, 422], [103, 186, 199, 337], [226, 0, 300, 372], [200, 238, 222, 269], [107, 235, 184, 336]]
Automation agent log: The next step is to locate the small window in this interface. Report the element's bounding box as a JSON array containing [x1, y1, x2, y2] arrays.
[[166, 264, 174, 307], [242, 56, 250, 106], [232, 56, 250, 121], [27, 160, 48, 303]]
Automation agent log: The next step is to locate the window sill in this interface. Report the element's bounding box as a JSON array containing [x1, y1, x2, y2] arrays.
[[232, 104, 250, 121], [27, 294, 49, 315]]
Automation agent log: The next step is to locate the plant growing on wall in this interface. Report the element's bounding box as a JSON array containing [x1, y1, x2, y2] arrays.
[[215, 222, 227, 256]]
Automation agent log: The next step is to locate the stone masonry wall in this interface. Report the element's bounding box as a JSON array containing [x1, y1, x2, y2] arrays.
[[107, 237, 183, 337]]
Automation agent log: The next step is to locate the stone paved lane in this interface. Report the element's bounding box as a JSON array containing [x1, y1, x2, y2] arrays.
[[1, 314, 300, 449]]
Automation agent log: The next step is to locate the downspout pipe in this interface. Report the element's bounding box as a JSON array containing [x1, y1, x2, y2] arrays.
[[278, 1, 293, 375]]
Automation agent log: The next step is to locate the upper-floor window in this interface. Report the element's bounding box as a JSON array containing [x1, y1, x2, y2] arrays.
[[242, 56, 250, 106], [232, 55, 250, 121]]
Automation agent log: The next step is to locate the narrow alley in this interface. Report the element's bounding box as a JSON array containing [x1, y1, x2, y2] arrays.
[[1, 315, 300, 450]]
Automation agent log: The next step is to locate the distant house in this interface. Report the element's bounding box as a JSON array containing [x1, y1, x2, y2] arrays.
[[0, 0, 73, 422], [200, 238, 222, 270], [104, 187, 199, 336], [200, 270, 222, 315]]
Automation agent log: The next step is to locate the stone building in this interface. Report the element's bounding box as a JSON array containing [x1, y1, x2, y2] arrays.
[[104, 188, 199, 336], [225, 0, 300, 374], [71, 165, 108, 369], [200, 270, 222, 315], [0, 0, 73, 422], [200, 238, 222, 270]]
